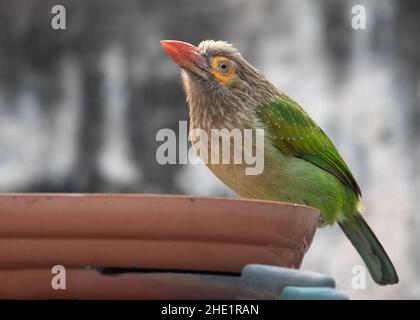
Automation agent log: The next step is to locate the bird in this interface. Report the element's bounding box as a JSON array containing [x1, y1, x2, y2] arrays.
[[160, 39, 398, 285]]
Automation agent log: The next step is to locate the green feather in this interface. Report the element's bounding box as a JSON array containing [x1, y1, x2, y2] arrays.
[[255, 95, 399, 285], [256, 95, 361, 197], [339, 213, 399, 285]]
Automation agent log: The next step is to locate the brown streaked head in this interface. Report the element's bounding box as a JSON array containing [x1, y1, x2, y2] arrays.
[[161, 40, 277, 127]]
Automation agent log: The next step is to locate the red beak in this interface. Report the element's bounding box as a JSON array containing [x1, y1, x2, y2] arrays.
[[160, 40, 207, 74]]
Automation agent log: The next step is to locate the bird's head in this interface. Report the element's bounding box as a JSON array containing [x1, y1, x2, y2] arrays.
[[161, 40, 277, 126]]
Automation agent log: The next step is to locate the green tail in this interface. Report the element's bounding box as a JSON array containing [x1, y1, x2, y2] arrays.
[[339, 213, 399, 285]]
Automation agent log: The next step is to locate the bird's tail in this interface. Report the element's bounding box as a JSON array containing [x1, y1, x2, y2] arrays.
[[339, 213, 398, 285]]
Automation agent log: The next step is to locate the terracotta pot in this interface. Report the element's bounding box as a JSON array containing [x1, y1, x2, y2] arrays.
[[0, 193, 319, 299], [0, 268, 259, 300]]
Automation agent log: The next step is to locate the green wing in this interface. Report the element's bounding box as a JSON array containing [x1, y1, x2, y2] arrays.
[[256, 95, 361, 197]]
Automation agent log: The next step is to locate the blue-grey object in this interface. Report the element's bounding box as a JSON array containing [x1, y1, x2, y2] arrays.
[[279, 286, 349, 300], [97, 264, 348, 299], [240, 264, 336, 299]]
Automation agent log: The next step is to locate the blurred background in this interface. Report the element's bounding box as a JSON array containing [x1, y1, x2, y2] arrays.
[[0, 0, 419, 299]]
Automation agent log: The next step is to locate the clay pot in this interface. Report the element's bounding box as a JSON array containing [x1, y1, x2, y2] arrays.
[[0, 193, 319, 299]]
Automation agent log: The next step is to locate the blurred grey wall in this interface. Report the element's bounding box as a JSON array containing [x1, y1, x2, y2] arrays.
[[0, 0, 419, 298]]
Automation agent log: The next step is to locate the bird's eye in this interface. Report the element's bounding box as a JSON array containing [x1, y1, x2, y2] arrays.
[[217, 61, 229, 73]]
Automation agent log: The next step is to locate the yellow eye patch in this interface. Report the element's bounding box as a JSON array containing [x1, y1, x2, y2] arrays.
[[210, 56, 237, 86]]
